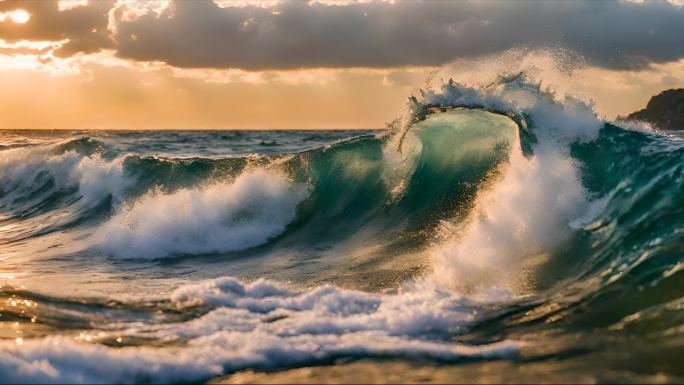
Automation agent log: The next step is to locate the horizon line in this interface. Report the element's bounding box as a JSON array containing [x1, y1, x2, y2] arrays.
[[0, 127, 386, 131]]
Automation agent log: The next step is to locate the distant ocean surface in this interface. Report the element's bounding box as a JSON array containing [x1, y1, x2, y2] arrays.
[[1, 75, 684, 384]]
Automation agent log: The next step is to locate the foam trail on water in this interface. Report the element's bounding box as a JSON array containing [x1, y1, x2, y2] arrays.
[[0, 276, 517, 384], [97, 168, 308, 259]]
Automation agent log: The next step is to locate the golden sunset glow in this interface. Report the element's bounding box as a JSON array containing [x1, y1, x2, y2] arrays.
[[0, 0, 681, 129], [0, 9, 30, 24]]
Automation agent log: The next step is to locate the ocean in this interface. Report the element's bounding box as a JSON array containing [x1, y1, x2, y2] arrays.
[[1, 74, 683, 384]]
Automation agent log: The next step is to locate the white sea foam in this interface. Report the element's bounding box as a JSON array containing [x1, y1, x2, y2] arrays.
[[429, 141, 588, 292], [0, 143, 129, 208], [97, 168, 308, 259], [0, 276, 517, 384], [412, 51, 603, 292], [170, 277, 475, 337], [71, 155, 128, 207]]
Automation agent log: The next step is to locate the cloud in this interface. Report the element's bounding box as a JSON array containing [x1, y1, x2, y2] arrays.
[[1, 0, 684, 70], [0, 0, 113, 57], [108, 0, 684, 70], [57, 0, 89, 12], [0, 10, 30, 24]]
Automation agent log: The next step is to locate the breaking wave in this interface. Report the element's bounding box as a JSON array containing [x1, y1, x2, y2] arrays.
[[2, 52, 683, 383]]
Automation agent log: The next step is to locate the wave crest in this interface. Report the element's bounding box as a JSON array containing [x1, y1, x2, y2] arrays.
[[96, 169, 308, 259]]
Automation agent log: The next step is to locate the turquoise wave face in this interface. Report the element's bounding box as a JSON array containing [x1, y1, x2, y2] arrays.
[[0, 106, 683, 383]]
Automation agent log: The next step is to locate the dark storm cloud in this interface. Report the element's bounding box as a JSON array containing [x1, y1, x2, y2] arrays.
[[2, 0, 684, 70], [109, 0, 684, 70]]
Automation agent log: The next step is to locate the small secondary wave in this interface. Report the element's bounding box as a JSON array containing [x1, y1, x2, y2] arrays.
[[97, 169, 308, 259]]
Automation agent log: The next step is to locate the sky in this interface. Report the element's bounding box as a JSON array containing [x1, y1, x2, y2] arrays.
[[0, 0, 683, 130]]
